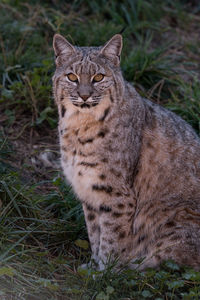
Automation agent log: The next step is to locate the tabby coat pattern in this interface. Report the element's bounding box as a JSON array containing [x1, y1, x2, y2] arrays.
[[53, 34, 200, 270]]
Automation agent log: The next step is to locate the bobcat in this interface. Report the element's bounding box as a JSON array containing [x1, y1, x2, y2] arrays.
[[52, 33, 200, 271]]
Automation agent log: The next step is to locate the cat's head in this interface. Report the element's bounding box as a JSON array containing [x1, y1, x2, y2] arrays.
[[53, 34, 123, 109]]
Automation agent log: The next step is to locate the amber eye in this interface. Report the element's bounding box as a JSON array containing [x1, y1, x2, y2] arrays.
[[93, 74, 104, 83], [67, 73, 78, 82]]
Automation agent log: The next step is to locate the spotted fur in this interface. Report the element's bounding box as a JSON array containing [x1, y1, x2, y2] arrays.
[[53, 34, 200, 271]]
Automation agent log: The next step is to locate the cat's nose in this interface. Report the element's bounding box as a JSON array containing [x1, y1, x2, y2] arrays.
[[80, 94, 90, 102]]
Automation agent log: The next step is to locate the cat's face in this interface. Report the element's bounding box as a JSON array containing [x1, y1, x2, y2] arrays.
[[53, 34, 123, 109]]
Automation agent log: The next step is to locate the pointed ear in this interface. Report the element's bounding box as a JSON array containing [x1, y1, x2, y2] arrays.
[[53, 34, 76, 57], [100, 34, 123, 66]]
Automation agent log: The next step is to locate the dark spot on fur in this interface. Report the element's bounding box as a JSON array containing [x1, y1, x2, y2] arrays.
[[92, 184, 113, 194], [165, 221, 175, 228], [119, 231, 126, 239], [121, 248, 126, 253], [85, 138, 94, 143], [112, 212, 123, 218], [117, 204, 124, 209], [145, 108, 157, 129], [99, 205, 112, 213], [86, 204, 95, 211], [74, 129, 79, 136], [137, 235, 147, 245], [99, 174, 106, 180], [99, 107, 110, 121], [87, 213, 96, 221], [112, 133, 118, 138], [104, 221, 113, 226], [92, 103, 98, 107], [73, 150, 76, 155], [78, 137, 94, 145], [155, 254, 161, 261], [156, 223, 163, 233], [97, 131, 105, 138], [126, 212, 132, 216], [113, 225, 121, 232], [60, 130, 63, 135], [78, 171, 82, 176], [97, 128, 109, 138], [115, 192, 122, 197], [148, 105, 154, 113], [146, 140, 154, 149], [78, 162, 98, 167], [160, 231, 175, 239], [110, 94, 114, 103], [143, 245, 148, 255], [164, 247, 172, 254], [128, 216, 133, 222], [101, 158, 108, 163], [61, 105, 66, 117], [156, 241, 163, 248], [79, 151, 87, 157], [170, 235, 180, 241]]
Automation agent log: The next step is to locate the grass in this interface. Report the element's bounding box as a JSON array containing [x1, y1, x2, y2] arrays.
[[0, 0, 200, 299]]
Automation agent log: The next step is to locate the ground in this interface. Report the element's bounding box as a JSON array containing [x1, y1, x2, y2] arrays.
[[0, 1, 200, 299]]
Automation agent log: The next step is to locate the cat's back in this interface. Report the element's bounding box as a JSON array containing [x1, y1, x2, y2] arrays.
[[143, 97, 200, 145], [133, 93, 200, 206]]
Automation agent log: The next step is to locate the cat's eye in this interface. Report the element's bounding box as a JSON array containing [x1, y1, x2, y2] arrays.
[[67, 73, 78, 82], [93, 74, 104, 83]]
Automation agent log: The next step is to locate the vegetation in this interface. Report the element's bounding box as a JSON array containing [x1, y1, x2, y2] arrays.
[[0, 0, 199, 299]]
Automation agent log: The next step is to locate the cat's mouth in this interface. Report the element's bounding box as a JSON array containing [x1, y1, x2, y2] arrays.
[[72, 102, 99, 108]]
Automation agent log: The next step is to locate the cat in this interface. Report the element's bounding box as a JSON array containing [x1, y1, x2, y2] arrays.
[[52, 33, 200, 271]]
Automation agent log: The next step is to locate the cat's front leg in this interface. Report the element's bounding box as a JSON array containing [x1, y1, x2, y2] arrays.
[[82, 203, 101, 267], [97, 200, 135, 270]]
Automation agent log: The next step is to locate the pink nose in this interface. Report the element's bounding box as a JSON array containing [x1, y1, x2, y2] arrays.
[[81, 95, 90, 101]]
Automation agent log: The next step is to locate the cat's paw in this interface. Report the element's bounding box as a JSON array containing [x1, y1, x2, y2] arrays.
[[78, 260, 103, 279], [79, 258, 99, 271]]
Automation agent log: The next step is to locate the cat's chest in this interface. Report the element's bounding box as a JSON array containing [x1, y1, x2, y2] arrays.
[[59, 116, 110, 203]]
